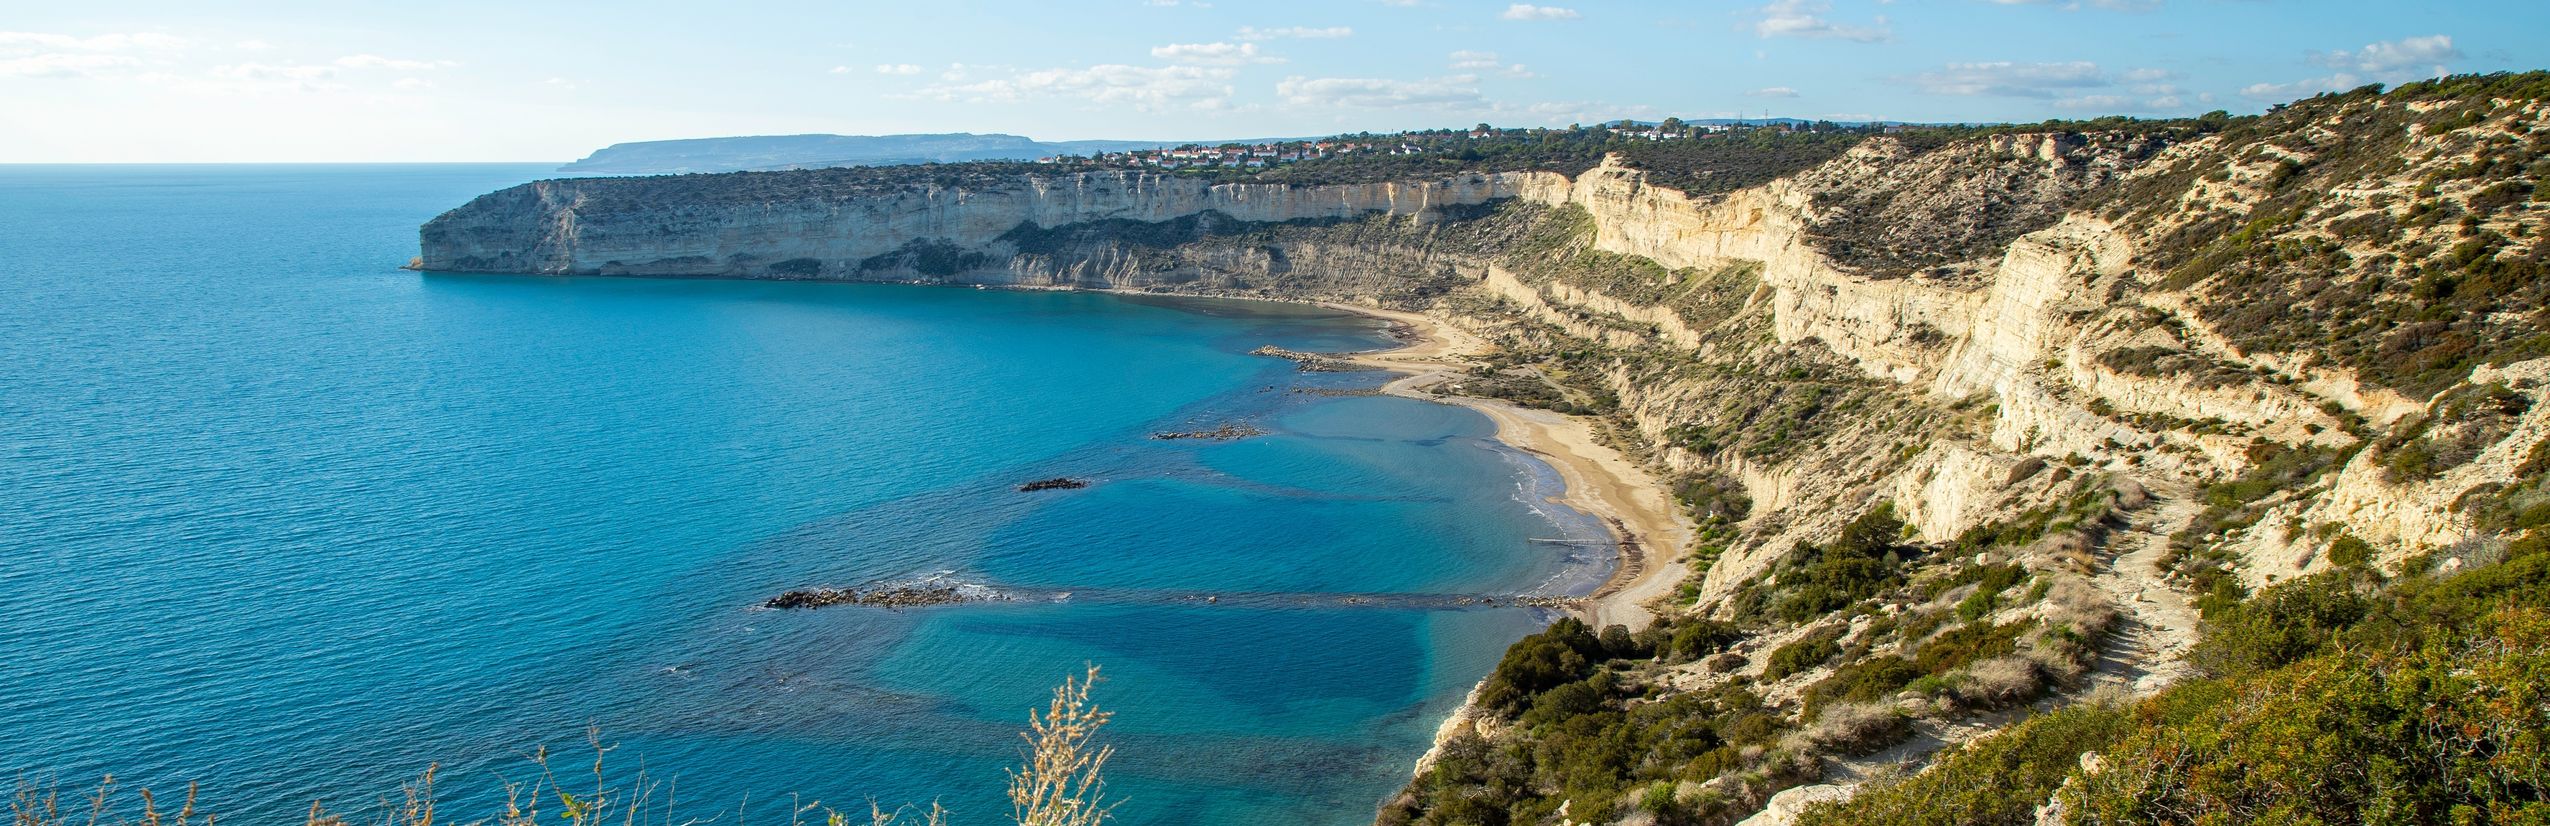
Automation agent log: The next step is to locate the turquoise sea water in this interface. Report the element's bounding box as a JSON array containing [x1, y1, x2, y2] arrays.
[[0, 165, 1603, 826]]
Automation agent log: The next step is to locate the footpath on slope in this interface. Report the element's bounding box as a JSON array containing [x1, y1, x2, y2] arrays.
[[1322, 302, 1693, 631], [2088, 484, 2203, 695]]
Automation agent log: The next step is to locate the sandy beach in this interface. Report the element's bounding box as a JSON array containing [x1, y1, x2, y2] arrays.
[[1323, 302, 1691, 630]]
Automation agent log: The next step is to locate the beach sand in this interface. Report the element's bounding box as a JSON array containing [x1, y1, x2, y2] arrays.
[[1325, 303, 1691, 630]]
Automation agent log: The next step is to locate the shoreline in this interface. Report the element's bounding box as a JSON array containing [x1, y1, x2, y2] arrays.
[[1317, 302, 1690, 631]]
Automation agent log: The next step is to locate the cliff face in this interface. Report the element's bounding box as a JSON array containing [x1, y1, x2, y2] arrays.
[[418, 85, 2550, 825], [419, 170, 1549, 279]]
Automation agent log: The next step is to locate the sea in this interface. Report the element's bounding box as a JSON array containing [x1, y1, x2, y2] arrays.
[[0, 165, 1609, 826]]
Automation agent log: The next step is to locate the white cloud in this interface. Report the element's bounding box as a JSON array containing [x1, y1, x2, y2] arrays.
[[1276, 74, 1485, 108], [1236, 26, 1352, 40], [0, 31, 187, 79], [874, 63, 923, 75], [1447, 50, 1534, 78], [1500, 4, 1580, 21], [542, 76, 577, 92], [391, 77, 435, 91], [0, 31, 188, 52], [1900, 61, 2108, 97], [196, 61, 347, 92], [1149, 42, 1281, 65], [2054, 93, 2186, 112], [233, 39, 272, 51], [914, 64, 1237, 109], [2308, 35, 2459, 75], [2239, 73, 2362, 101], [0, 53, 138, 78], [1492, 98, 1660, 125], [1747, 86, 1801, 98], [332, 54, 454, 71], [1752, 0, 1889, 42], [214, 62, 337, 81], [2240, 35, 2461, 103]]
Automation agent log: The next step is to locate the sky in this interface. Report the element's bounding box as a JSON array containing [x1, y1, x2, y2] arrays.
[[4, 0, 2547, 162]]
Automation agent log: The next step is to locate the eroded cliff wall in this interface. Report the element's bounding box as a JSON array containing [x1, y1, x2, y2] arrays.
[[419, 170, 1553, 280]]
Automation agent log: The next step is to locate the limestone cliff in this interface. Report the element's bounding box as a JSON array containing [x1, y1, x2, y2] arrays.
[[419, 169, 1550, 280]]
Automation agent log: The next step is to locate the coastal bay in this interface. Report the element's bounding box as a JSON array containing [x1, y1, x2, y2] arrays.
[[0, 165, 1610, 826]]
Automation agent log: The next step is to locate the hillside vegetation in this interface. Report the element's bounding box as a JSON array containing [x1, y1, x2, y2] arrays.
[[1357, 73, 2550, 826]]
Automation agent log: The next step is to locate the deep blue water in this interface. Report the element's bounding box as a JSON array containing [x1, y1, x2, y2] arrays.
[[0, 165, 1602, 826]]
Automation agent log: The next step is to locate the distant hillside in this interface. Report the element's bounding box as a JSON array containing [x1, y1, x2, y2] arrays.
[[554, 133, 1192, 175]]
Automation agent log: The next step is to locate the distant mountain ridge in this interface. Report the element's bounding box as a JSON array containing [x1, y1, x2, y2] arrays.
[[555, 133, 1197, 175]]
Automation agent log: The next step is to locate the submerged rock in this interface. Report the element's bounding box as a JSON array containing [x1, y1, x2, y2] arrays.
[[1249, 345, 1371, 373]]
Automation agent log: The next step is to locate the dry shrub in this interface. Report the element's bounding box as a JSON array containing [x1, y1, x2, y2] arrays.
[[1008, 665, 1117, 826], [2032, 532, 2096, 574], [10, 777, 211, 826], [1792, 702, 1910, 755], [1950, 656, 2046, 710], [2110, 478, 2150, 511], [2040, 576, 2119, 640]]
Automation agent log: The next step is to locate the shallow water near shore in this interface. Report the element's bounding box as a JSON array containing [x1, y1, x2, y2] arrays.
[[0, 165, 1606, 826]]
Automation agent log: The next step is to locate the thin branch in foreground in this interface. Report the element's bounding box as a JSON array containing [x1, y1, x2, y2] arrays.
[[1005, 665, 1117, 826]]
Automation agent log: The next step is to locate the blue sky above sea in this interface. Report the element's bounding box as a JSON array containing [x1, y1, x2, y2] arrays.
[[5, 0, 2547, 161]]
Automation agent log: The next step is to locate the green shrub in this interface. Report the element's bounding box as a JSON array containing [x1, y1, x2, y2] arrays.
[[1749, 505, 1914, 624], [1803, 657, 1925, 720], [1765, 626, 1845, 680], [1658, 618, 1744, 663], [1913, 620, 2025, 674], [2071, 607, 2550, 825], [1521, 671, 1617, 728], [1478, 618, 1605, 714], [2187, 570, 2370, 679]]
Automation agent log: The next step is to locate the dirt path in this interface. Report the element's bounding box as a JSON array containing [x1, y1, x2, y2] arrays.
[[1821, 481, 2206, 790], [2088, 485, 2203, 695]]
